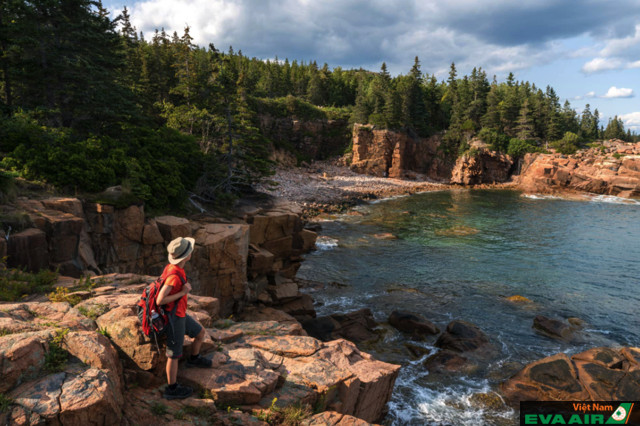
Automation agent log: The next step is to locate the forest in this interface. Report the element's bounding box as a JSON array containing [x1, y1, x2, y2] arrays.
[[0, 0, 637, 210]]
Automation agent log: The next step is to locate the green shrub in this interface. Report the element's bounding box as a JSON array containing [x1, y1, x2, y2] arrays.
[[1, 113, 203, 210], [0, 393, 12, 413], [48, 287, 81, 306], [507, 138, 541, 158], [477, 128, 510, 152], [551, 132, 579, 155], [0, 267, 58, 302]]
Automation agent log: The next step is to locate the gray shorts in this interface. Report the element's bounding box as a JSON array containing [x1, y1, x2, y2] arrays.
[[165, 314, 203, 359]]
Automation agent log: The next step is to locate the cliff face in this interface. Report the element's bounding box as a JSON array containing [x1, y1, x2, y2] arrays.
[[451, 150, 514, 185], [259, 115, 351, 162], [517, 141, 640, 198], [350, 124, 453, 180], [5, 198, 316, 317]]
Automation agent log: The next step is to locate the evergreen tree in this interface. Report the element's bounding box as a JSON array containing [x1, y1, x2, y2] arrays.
[[515, 99, 535, 140], [603, 116, 626, 140], [408, 56, 427, 135], [580, 104, 594, 140]]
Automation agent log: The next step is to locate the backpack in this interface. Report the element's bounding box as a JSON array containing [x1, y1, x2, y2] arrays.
[[137, 273, 185, 342]]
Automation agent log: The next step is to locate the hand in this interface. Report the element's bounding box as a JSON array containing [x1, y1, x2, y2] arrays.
[[182, 282, 192, 295]]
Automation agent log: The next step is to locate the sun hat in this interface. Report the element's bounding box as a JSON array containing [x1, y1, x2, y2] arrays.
[[167, 237, 195, 264]]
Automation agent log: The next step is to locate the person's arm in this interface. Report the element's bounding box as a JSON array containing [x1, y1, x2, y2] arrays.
[[156, 281, 192, 306]]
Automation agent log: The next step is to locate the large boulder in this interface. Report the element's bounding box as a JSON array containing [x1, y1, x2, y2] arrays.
[[9, 367, 123, 425], [0, 330, 54, 393], [190, 223, 250, 316], [95, 306, 164, 372], [532, 315, 576, 340], [435, 320, 493, 354], [451, 149, 513, 185], [303, 411, 377, 426], [303, 309, 378, 343], [154, 215, 191, 241], [388, 311, 439, 338], [501, 347, 640, 405]]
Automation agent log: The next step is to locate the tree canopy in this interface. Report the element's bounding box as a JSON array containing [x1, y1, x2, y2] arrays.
[[0, 2, 636, 210]]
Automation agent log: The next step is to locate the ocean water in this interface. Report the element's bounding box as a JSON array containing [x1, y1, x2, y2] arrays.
[[298, 189, 640, 425]]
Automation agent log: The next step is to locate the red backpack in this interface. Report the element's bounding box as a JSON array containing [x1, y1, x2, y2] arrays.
[[137, 274, 185, 340]]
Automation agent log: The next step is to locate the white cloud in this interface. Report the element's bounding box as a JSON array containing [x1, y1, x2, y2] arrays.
[[573, 91, 596, 101], [582, 57, 624, 73], [601, 86, 634, 99], [582, 24, 640, 73], [620, 112, 640, 131], [600, 24, 640, 57]]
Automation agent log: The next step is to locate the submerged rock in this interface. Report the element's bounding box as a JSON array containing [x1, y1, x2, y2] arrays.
[[505, 295, 533, 304], [435, 320, 493, 354], [303, 309, 378, 343], [423, 350, 478, 375], [532, 315, 578, 340], [388, 311, 439, 338], [434, 226, 479, 237]]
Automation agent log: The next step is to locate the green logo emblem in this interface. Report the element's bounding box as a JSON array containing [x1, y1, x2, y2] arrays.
[[606, 403, 634, 424]]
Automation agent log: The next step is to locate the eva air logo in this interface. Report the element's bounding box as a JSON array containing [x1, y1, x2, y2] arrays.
[[606, 403, 634, 424]]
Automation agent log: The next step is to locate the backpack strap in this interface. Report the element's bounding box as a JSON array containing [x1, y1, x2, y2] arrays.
[[161, 273, 187, 318]]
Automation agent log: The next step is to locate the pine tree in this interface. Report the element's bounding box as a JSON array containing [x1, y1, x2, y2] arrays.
[[515, 99, 535, 140], [580, 104, 594, 140], [482, 82, 502, 131], [603, 116, 626, 140]]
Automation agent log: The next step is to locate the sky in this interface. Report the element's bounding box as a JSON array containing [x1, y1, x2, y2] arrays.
[[104, 0, 640, 132]]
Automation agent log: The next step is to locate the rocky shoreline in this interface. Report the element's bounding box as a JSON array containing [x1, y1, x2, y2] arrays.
[[257, 138, 640, 219], [255, 160, 454, 218], [0, 273, 400, 425]]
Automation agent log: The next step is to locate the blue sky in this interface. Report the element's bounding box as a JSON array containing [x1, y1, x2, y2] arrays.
[[105, 0, 640, 132]]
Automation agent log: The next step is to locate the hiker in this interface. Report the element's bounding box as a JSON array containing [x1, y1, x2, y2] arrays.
[[156, 236, 212, 400]]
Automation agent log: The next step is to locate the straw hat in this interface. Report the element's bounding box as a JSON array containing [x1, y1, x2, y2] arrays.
[[167, 237, 195, 264]]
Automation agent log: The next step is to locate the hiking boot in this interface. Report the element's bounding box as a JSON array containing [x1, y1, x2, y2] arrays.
[[163, 383, 193, 400], [186, 354, 213, 368]]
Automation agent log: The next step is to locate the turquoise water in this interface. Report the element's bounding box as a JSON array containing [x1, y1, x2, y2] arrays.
[[297, 190, 640, 425]]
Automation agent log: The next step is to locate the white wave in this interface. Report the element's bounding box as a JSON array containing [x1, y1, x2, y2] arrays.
[[387, 357, 517, 426], [584, 328, 612, 335], [388, 374, 515, 426], [588, 195, 640, 205], [315, 236, 339, 250], [369, 193, 412, 204], [522, 193, 563, 200]]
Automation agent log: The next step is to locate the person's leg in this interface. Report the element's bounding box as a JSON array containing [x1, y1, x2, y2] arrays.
[[191, 326, 206, 356], [166, 357, 179, 384], [163, 316, 193, 399], [184, 315, 212, 368]]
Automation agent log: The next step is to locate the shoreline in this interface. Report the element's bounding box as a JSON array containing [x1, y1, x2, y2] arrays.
[[255, 159, 520, 218], [255, 159, 640, 220]]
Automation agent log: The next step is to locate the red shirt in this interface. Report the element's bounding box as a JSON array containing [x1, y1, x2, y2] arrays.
[[160, 264, 188, 318]]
